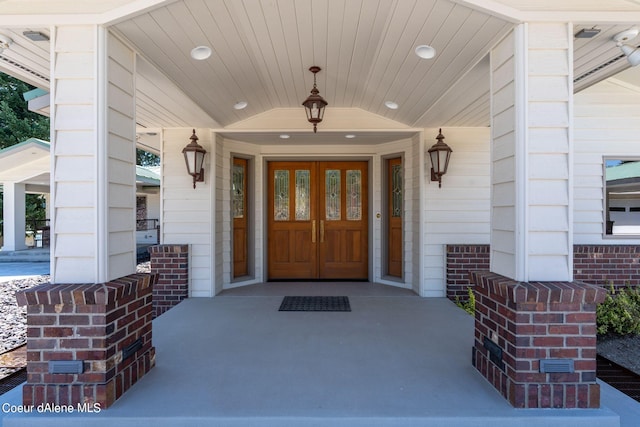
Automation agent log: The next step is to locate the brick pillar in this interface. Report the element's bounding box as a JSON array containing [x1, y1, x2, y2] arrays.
[[15, 273, 157, 409], [470, 271, 607, 408], [149, 244, 189, 318]]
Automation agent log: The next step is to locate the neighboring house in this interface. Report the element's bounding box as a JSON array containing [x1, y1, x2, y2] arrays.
[[605, 160, 640, 235], [1, 0, 640, 414], [0, 139, 160, 251]]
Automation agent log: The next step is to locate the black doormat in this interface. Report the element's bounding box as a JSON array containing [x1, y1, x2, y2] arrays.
[[279, 296, 351, 312]]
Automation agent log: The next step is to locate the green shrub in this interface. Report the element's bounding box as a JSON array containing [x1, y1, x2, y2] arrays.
[[455, 287, 476, 316], [597, 284, 640, 336]]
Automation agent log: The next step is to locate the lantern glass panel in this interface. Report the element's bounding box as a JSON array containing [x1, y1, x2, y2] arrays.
[[185, 151, 197, 175], [195, 151, 205, 174]]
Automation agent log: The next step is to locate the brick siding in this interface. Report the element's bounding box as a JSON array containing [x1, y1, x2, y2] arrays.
[[471, 271, 607, 408], [446, 244, 490, 301], [447, 244, 640, 302], [574, 245, 640, 289], [15, 273, 158, 409], [149, 244, 189, 318]]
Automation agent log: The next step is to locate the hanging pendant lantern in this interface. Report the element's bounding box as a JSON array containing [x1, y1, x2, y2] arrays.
[[302, 66, 328, 133]]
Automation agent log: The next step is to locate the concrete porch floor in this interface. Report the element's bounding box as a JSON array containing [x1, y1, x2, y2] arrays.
[[2, 282, 639, 427]]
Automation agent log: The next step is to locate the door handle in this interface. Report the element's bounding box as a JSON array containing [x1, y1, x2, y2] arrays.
[[312, 220, 316, 243], [320, 220, 325, 243]]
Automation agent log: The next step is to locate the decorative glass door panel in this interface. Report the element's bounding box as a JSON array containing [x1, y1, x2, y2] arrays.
[[387, 157, 403, 278], [267, 161, 368, 280], [233, 158, 248, 277]]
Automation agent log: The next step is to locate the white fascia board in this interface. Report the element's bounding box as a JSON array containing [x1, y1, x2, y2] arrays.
[[439, 1, 640, 24], [450, 0, 523, 23], [0, 0, 172, 26], [100, 0, 176, 25], [28, 94, 51, 117], [519, 11, 640, 23]]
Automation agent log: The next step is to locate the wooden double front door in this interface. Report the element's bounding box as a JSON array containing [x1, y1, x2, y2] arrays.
[[267, 161, 368, 280]]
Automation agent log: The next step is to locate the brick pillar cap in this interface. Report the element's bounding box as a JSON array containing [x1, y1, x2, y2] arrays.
[[148, 244, 189, 254], [16, 273, 158, 306], [470, 271, 607, 304]]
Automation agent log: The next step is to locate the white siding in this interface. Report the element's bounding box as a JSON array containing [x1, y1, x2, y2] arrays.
[[107, 33, 136, 280], [574, 79, 640, 244], [162, 128, 214, 297], [424, 128, 491, 297], [490, 29, 517, 280], [489, 24, 573, 282], [51, 26, 136, 283], [525, 23, 572, 281]]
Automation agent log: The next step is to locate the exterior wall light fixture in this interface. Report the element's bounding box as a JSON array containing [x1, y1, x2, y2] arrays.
[[302, 66, 328, 133], [0, 34, 13, 54], [613, 29, 640, 67], [182, 129, 206, 189], [428, 128, 453, 188]]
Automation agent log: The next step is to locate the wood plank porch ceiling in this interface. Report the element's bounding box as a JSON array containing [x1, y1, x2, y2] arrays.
[[1, 1, 640, 130]]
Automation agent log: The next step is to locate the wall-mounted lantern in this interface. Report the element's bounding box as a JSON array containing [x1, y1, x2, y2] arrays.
[[182, 129, 206, 189], [428, 128, 452, 188]]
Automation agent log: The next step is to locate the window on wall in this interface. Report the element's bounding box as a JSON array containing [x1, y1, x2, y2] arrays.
[[604, 158, 640, 237]]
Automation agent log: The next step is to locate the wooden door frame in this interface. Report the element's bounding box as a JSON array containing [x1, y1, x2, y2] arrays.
[[384, 155, 404, 279], [263, 156, 373, 281], [231, 154, 254, 281]]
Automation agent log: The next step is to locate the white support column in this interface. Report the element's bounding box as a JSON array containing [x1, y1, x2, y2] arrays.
[[50, 26, 136, 283], [490, 23, 573, 282], [44, 193, 51, 220], [2, 182, 27, 251]]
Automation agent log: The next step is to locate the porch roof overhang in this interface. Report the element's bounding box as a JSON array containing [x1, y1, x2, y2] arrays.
[[606, 161, 640, 195], [0, 139, 160, 191], [0, 138, 50, 186], [2, 1, 640, 142]]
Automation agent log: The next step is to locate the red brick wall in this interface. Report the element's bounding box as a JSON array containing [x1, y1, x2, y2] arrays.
[[447, 244, 640, 301], [446, 245, 490, 301], [471, 271, 607, 408], [149, 244, 189, 318], [574, 245, 640, 289], [16, 273, 158, 409]]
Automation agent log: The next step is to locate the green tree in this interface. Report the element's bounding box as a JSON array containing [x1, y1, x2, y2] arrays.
[[0, 73, 49, 148], [137, 149, 160, 166], [0, 72, 50, 239]]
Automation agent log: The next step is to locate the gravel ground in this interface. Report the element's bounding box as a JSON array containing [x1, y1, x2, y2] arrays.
[[0, 263, 150, 354], [0, 275, 50, 354], [598, 334, 640, 376]]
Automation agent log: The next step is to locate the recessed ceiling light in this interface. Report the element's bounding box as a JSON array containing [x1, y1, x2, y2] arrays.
[[345, 134, 356, 139], [385, 101, 399, 110], [279, 134, 290, 139], [190, 46, 212, 60], [233, 101, 248, 110], [415, 44, 436, 59], [0, 34, 13, 50]]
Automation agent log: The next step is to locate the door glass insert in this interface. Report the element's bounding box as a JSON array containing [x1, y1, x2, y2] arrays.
[[325, 169, 341, 220], [346, 170, 362, 221], [391, 164, 402, 217], [232, 163, 245, 219], [274, 170, 290, 221], [295, 170, 311, 221]]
